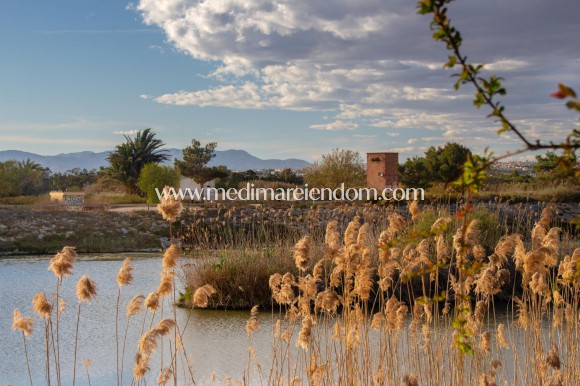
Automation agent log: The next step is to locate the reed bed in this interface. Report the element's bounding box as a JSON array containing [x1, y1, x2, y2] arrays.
[[260, 204, 579, 385], [7, 191, 580, 385]]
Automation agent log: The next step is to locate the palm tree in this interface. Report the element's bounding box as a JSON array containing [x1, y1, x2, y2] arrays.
[[107, 129, 169, 193], [17, 159, 50, 195]]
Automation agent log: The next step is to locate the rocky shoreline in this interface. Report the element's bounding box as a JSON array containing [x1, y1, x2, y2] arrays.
[[0, 208, 169, 255]]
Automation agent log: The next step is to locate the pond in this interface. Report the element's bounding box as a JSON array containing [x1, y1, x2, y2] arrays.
[[0, 255, 276, 385], [0, 255, 564, 385]]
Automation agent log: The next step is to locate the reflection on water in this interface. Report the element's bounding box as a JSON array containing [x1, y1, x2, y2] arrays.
[[0, 255, 558, 385], [0, 255, 276, 385]]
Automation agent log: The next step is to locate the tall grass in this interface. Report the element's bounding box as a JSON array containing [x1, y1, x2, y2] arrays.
[[8, 198, 579, 385]]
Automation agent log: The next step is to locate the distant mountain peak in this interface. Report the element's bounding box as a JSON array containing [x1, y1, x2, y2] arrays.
[[0, 148, 310, 173]]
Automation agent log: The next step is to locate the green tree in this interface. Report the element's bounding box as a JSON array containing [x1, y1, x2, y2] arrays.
[[17, 159, 50, 195], [398, 156, 431, 189], [399, 143, 470, 188], [136, 163, 180, 204], [49, 168, 98, 192], [304, 149, 366, 189], [0, 159, 49, 197], [175, 139, 229, 185], [425, 143, 471, 183], [106, 129, 169, 193]]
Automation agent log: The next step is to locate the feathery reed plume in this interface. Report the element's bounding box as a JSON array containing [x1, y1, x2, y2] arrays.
[[344, 219, 360, 248], [157, 186, 184, 222], [523, 250, 546, 286], [388, 212, 406, 238], [162, 243, 181, 271], [158, 367, 173, 386], [73, 275, 97, 386], [13, 309, 34, 336], [378, 230, 391, 261], [48, 246, 77, 278], [76, 275, 97, 303], [497, 323, 509, 349], [127, 294, 145, 316], [115, 258, 132, 386], [541, 227, 561, 267], [408, 200, 420, 222], [531, 207, 552, 250], [479, 331, 491, 353], [117, 257, 133, 287], [357, 222, 370, 246], [371, 312, 384, 330], [312, 259, 325, 281], [298, 274, 318, 301], [296, 315, 313, 350], [512, 234, 527, 271], [145, 291, 160, 313], [293, 236, 311, 271], [558, 248, 580, 288], [157, 270, 174, 297], [138, 318, 176, 366], [193, 284, 217, 308], [13, 309, 34, 386], [547, 344, 561, 369], [33, 292, 52, 318], [133, 352, 149, 380], [325, 220, 340, 248], [314, 289, 341, 314], [139, 329, 161, 357], [156, 318, 176, 336], [246, 305, 260, 335], [494, 235, 515, 263]]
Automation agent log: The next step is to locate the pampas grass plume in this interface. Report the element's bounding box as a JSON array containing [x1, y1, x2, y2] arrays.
[[12, 309, 34, 336], [117, 257, 133, 287], [76, 274, 98, 303]]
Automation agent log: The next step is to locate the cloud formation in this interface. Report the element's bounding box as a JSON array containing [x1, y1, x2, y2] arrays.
[[113, 130, 140, 135], [136, 0, 580, 156]]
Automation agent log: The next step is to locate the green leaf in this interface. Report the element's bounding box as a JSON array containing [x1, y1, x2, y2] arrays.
[[445, 55, 457, 68]]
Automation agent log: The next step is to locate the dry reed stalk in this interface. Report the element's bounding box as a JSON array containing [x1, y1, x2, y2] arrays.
[[13, 309, 34, 386], [73, 275, 97, 386]]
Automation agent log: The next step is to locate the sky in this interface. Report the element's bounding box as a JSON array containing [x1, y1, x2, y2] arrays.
[[1, 0, 579, 162]]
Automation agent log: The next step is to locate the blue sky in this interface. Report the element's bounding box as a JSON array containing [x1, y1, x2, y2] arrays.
[[1, 0, 579, 162]]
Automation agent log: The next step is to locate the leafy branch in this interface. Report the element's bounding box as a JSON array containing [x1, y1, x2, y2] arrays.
[[417, 0, 579, 355], [418, 0, 579, 191]]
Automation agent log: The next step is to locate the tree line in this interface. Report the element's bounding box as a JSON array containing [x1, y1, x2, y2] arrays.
[[1, 129, 574, 200]]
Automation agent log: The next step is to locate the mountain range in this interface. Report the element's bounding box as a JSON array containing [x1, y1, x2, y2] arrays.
[[0, 149, 310, 173]]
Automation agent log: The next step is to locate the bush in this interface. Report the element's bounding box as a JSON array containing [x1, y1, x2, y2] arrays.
[[181, 248, 298, 309]]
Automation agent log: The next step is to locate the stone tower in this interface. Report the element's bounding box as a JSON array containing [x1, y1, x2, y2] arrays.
[[366, 152, 399, 190]]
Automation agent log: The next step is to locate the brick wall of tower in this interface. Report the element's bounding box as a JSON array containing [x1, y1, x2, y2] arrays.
[[366, 152, 399, 190]]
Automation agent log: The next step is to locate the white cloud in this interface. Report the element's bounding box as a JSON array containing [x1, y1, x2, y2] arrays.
[[135, 0, 580, 146], [485, 59, 528, 71], [113, 130, 140, 135], [139, 94, 152, 99], [310, 120, 359, 131]]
